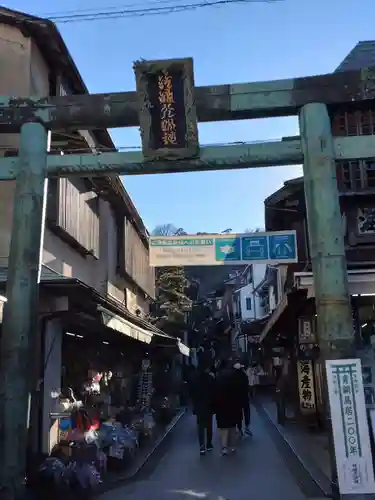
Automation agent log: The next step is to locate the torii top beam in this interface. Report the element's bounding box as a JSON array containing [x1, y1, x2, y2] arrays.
[[0, 66, 373, 132]]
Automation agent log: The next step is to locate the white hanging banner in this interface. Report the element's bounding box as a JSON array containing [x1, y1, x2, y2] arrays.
[[326, 359, 375, 495]]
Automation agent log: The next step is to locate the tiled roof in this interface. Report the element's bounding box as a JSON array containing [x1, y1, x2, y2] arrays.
[[335, 41, 375, 72], [0, 265, 67, 283]]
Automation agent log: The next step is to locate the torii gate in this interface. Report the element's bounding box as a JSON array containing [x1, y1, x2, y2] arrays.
[[0, 58, 374, 498]]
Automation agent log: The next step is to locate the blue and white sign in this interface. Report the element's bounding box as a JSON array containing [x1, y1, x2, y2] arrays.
[[149, 230, 297, 267], [215, 237, 241, 262], [326, 359, 375, 495], [241, 235, 269, 261], [269, 233, 297, 260]]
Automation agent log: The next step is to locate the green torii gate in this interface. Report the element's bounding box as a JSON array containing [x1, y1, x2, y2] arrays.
[[0, 59, 374, 499]]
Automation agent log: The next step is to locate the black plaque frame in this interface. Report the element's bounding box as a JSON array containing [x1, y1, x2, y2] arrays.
[[133, 58, 199, 161]]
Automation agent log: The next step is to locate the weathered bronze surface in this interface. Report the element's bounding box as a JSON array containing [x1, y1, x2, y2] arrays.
[[0, 64, 374, 132]]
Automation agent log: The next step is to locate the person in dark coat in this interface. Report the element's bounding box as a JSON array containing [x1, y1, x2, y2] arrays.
[[213, 360, 243, 455], [189, 367, 216, 455], [233, 363, 252, 437]]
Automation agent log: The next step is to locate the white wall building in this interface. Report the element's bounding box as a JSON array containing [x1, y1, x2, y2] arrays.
[[233, 264, 290, 352], [236, 264, 268, 322]]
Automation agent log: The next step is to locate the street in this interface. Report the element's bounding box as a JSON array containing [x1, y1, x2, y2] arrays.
[[100, 410, 310, 500]]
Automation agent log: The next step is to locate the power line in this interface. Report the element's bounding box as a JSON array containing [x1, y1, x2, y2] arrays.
[[43, 0, 199, 17], [43, 0, 284, 24]]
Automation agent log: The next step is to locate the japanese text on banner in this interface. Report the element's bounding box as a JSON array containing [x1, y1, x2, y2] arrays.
[[332, 364, 361, 459], [298, 360, 316, 411], [327, 359, 375, 494]]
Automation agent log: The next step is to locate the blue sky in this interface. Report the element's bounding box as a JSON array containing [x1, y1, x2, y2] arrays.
[[5, 0, 373, 233]]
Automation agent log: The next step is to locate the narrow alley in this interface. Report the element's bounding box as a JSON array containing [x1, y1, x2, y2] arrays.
[[100, 410, 316, 500]]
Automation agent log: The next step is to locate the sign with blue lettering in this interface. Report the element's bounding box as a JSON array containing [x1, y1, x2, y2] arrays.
[[149, 230, 297, 267]]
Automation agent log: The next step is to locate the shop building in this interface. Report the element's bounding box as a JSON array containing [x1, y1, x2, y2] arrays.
[[260, 39, 375, 421], [0, 7, 188, 456], [260, 42, 375, 422]]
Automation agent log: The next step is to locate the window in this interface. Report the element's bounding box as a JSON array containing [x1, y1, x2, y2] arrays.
[[46, 178, 100, 257], [116, 215, 155, 298], [337, 160, 375, 191], [246, 265, 253, 285], [246, 297, 252, 311], [332, 109, 375, 137]]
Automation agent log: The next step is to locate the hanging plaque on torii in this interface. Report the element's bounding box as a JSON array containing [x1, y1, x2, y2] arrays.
[[133, 58, 199, 161]]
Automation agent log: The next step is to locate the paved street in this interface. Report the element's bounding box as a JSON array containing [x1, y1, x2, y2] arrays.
[[100, 409, 309, 500]]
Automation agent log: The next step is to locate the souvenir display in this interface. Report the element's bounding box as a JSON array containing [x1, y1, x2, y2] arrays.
[[27, 350, 183, 497]]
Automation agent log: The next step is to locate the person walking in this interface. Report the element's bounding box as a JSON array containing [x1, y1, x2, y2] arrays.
[[213, 360, 242, 456], [247, 363, 260, 400], [234, 362, 252, 437], [189, 366, 216, 455]]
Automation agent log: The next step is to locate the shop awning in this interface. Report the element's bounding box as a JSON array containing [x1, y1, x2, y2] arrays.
[[259, 289, 307, 343], [99, 306, 154, 344], [259, 294, 288, 343], [98, 305, 190, 356], [178, 339, 190, 357], [294, 269, 375, 298], [0, 295, 6, 322]]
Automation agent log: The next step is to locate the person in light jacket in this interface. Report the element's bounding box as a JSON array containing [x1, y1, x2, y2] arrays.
[[247, 363, 260, 399], [234, 363, 252, 437]]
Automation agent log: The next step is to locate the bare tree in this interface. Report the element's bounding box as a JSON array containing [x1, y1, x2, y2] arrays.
[[244, 227, 264, 233], [152, 224, 188, 236], [152, 223, 178, 236]]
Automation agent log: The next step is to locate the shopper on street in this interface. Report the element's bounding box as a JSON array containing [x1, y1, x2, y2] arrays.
[[234, 362, 252, 437], [190, 366, 216, 455], [214, 360, 242, 455], [247, 363, 260, 399]]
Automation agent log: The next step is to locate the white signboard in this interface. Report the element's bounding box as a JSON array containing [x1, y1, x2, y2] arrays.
[[326, 359, 375, 495], [149, 230, 297, 267]]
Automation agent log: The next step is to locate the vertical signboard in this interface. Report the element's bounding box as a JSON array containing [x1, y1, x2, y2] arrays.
[[133, 58, 199, 161], [297, 317, 319, 360], [326, 359, 375, 495], [297, 360, 316, 414]]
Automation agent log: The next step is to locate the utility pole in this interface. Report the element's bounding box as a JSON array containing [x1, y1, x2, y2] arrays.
[[0, 123, 47, 500], [299, 102, 355, 500]]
